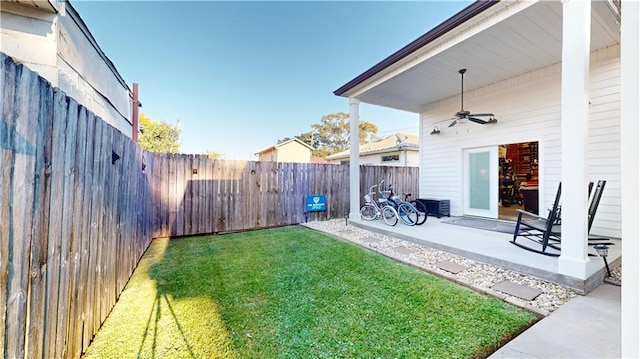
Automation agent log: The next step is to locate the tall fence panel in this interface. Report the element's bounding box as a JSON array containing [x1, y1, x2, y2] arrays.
[[1, 52, 418, 357], [359, 165, 420, 204], [149, 155, 419, 238], [1, 53, 153, 358]]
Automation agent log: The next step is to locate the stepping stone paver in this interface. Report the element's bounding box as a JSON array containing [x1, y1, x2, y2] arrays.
[[435, 260, 468, 274], [362, 236, 383, 244], [492, 280, 543, 301], [391, 246, 415, 256]]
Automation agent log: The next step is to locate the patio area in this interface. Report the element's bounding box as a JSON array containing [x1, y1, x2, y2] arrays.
[[348, 216, 620, 294]]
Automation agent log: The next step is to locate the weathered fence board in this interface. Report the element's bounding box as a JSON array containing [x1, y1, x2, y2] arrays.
[[0, 54, 16, 359], [6, 60, 39, 359]]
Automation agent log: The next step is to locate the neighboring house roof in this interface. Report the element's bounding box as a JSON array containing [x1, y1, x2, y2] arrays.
[[255, 138, 315, 155], [310, 156, 329, 164], [326, 133, 418, 160]]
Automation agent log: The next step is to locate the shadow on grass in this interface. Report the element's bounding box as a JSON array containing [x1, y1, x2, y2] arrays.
[[136, 291, 196, 359]]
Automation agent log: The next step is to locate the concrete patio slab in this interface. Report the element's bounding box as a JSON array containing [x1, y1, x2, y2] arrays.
[[488, 283, 620, 358], [350, 217, 621, 294]]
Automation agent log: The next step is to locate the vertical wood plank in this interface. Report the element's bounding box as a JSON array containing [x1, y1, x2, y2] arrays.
[[176, 154, 185, 236], [202, 157, 212, 234], [196, 155, 205, 234], [65, 104, 88, 359], [168, 153, 176, 236], [53, 97, 79, 358], [183, 155, 192, 235], [157, 153, 167, 238], [43, 89, 69, 359], [0, 53, 17, 359], [6, 64, 39, 359], [211, 159, 220, 233], [26, 76, 54, 359], [78, 110, 97, 355]]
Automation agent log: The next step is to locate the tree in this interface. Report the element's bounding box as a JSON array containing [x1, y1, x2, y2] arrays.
[[311, 112, 377, 157], [277, 113, 377, 157], [138, 113, 181, 153], [205, 151, 225, 160]]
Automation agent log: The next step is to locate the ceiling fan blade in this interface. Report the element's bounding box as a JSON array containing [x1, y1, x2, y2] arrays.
[[448, 119, 458, 127], [468, 117, 488, 125], [469, 113, 494, 117]]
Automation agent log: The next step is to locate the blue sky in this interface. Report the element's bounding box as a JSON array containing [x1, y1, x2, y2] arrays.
[[72, 1, 472, 159]]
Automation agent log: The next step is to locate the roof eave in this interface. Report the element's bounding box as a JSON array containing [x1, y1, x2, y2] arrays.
[[333, 0, 500, 97], [327, 146, 419, 160]]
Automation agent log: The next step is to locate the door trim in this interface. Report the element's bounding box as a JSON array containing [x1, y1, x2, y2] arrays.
[[463, 146, 498, 218]]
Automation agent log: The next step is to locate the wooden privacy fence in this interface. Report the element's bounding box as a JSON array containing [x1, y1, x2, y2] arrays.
[[149, 154, 419, 238], [1, 52, 418, 358], [1, 53, 153, 358]]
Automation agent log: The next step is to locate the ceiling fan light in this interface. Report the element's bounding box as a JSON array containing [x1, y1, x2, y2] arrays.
[[487, 118, 498, 124], [430, 126, 441, 135]]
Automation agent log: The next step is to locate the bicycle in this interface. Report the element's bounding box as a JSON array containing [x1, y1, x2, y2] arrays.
[[402, 192, 428, 225], [378, 181, 420, 226], [360, 183, 399, 226]]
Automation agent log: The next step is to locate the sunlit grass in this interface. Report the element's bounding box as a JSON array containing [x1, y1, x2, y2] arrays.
[[83, 226, 538, 358]]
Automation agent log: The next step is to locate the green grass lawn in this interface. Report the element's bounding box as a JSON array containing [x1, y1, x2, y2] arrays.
[[83, 226, 539, 358]]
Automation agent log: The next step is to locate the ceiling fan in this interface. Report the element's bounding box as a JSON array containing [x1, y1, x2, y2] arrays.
[[447, 69, 497, 128]]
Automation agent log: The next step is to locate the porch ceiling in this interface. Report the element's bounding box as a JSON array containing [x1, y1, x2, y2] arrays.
[[346, 1, 620, 113]]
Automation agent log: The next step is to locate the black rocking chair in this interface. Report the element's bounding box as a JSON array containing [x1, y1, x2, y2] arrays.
[[510, 183, 562, 256], [510, 180, 613, 256]]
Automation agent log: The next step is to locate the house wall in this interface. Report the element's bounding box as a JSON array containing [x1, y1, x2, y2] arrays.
[[1, 2, 133, 136], [359, 150, 420, 167], [258, 148, 277, 162], [0, 2, 58, 81], [56, 4, 132, 135], [276, 141, 311, 163], [420, 45, 621, 238]]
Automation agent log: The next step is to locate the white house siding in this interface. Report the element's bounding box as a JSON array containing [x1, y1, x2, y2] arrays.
[[420, 45, 620, 238], [56, 5, 132, 135], [0, 2, 58, 81], [1, 2, 133, 136]]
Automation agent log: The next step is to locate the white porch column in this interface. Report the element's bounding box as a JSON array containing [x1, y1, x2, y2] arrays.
[[558, 0, 591, 278], [621, 1, 640, 356], [349, 98, 360, 220]]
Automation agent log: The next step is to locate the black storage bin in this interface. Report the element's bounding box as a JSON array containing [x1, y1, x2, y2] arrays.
[[416, 199, 450, 218]]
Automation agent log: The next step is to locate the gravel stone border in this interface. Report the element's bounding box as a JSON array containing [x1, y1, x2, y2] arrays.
[[300, 219, 616, 317]]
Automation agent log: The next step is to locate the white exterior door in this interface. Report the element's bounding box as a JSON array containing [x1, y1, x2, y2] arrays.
[[463, 147, 498, 218]]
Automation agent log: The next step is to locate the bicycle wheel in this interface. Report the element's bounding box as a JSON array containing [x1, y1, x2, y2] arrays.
[[360, 204, 378, 221], [410, 200, 427, 225], [397, 202, 418, 226], [382, 206, 398, 226]]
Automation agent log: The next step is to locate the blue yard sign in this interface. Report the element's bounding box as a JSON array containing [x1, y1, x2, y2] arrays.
[[306, 195, 326, 212]]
